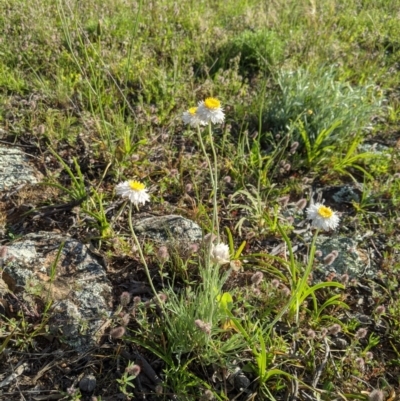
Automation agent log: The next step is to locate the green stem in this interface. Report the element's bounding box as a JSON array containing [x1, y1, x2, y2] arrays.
[[208, 123, 220, 241], [196, 125, 217, 269], [294, 229, 319, 324], [128, 203, 160, 303]]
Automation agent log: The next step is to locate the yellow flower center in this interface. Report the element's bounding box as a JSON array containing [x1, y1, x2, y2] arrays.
[[189, 107, 197, 115], [317, 205, 333, 219], [204, 97, 221, 110], [128, 180, 145, 191]]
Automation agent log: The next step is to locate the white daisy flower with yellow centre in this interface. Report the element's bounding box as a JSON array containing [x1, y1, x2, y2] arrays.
[[182, 106, 207, 127], [306, 203, 340, 231], [210, 243, 230, 265], [197, 97, 225, 124], [115, 180, 150, 207]]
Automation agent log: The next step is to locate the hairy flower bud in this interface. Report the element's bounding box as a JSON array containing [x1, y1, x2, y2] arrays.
[[323, 250, 339, 265], [295, 198, 307, 210], [355, 328, 368, 339], [290, 141, 299, 154], [195, 319, 212, 335], [120, 291, 131, 307], [355, 357, 365, 371], [271, 279, 280, 289], [251, 271, 264, 286], [110, 326, 126, 339], [368, 390, 384, 401], [157, 246, 169, 262], [328, 324, 341, 335], [278, 195, 290, 207], [125, 363, 141, 376]]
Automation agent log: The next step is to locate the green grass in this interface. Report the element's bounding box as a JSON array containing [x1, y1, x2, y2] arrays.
[[1, 0, 400, 399]]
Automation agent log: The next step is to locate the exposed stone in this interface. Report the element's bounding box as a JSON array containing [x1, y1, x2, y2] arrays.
[[79, 374, 97, 393], [0, 146, 42, 192], [316, 185, 362, 206], [313, 235, 377, 282], [2, 232, 112, 350], [132, 214, 203, 244]]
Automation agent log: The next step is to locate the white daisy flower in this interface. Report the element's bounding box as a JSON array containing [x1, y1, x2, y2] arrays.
[[182, 106, 207, 127], [115, 180, 150, 207], [306, 203, 340, 231], [197, 97, 225, 124], [210, 243, 230, 265]]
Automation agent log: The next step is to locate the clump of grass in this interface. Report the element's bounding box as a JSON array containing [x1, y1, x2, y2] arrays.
[[212, 28, 285, 76]]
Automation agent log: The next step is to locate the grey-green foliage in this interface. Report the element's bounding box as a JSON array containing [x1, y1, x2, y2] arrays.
[[214, 29, 285, 75], [263, 67, 382, 146]]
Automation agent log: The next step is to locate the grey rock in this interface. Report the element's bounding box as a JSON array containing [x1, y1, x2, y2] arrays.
[[331, 186, 361, 204], [317, 185, 362, 205], [313, 236, 377, 282], [132, 214, 203, 244], [332, 337, 348, 349], [79, 374, 97, 392], [2, 232, 112, 350], [0, 146, 42, 192]]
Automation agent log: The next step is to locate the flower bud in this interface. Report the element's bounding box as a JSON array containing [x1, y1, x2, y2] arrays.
[[290, 141, 299, 154], [110, 326, 126, 339], [278, 196, 290, 207], [120, 291, 131, 307], [157, 246, 169, 262], [195, 319, 212, 335], [368, 390, 384, 401], [323, 250, 339, 265], [355, 328, 367, 339], [251, 271, 264, 286], [328, 324, 341, 335], [125, 363, 141, 376]]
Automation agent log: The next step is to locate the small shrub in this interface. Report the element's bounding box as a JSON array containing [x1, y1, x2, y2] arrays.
[[262, 67, 382, 147]]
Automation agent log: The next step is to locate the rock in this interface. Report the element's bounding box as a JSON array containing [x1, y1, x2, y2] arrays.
[[132, 214, 203, 244], [0, 146, 42, 192], [313, 236, 377, 282], [315, 185, 362, 209], [2, 232, 112, 350], [79, 374, 97, 393]]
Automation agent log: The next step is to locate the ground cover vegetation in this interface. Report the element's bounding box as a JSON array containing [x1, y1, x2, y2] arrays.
[[0, 0, 400, 399]]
